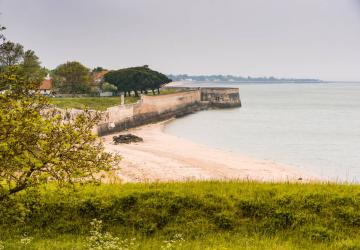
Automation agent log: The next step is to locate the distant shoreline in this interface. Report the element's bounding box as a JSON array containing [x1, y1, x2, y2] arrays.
[[170, 81, 360, 85], [167, 74, 324, 83]]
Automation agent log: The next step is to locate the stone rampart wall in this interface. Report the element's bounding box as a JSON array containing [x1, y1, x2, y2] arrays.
[[136, 90, 201, 114], [95, 87, 240, 136], [200, 88, 241, 108]]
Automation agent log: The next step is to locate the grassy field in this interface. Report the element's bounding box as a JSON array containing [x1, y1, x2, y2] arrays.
[[50, 89, 180, 111], [50, 96, 140, 111], [1, 181, 360, 249]]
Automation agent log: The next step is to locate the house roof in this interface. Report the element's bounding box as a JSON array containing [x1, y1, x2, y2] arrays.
[[92, 70, 109, 82], [39, 79, 52, 90]]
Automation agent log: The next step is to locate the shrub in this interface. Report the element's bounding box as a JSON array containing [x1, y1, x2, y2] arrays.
[[303, 226, 334, 242], [102, 82, 117, 92], [87, 219, 138, 250], [237, 200, 270, 219], [214, 212, 235, 230]]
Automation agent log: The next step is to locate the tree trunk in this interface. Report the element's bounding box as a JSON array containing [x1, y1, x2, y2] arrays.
[[134, 90, 139, 97], [144, 90, 148, 94], [152, 89, 155, 95], [157, 88, 160, 95]]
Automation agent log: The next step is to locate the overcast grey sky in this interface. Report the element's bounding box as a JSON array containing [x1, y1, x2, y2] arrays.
[[1, 0, 359, 80]]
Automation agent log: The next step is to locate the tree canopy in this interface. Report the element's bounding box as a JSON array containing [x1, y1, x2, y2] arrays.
[[104, 66, 171, 96], [0, 41, 24, 67], [0, 31, 45, 89], [0, 27, 119, 200], [52, 61, 91, 94]]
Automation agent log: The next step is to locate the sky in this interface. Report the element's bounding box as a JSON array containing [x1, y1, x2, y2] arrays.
[[0, 0, 360, 81]]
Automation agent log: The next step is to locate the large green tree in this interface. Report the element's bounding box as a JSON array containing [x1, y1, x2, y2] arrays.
[[21, 50, 43, 78], [104, 66, 171, 96], [0, 29, 119, 200], [52, 61, 91, 94], [0, 28, 45, 84], [0, 41, 24, 67]]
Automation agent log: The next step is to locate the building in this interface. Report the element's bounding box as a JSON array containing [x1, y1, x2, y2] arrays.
[[91, 70, 109, 85], [38, 77, 53, 95]]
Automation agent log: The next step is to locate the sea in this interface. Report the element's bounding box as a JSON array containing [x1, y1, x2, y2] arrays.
[[164, 82, 360, 182]]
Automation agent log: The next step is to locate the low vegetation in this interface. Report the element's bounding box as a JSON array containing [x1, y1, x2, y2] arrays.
[[50, 96, 140, 110], [50, 89, 180, 111], [1, 181, 360, 249]]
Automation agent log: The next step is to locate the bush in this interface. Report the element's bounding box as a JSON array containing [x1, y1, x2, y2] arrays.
[[102, 82, 117, 92], [214, 212, 235, 230]]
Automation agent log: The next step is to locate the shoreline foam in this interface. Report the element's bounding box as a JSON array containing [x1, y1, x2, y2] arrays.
[[102, 120, 322, 183]]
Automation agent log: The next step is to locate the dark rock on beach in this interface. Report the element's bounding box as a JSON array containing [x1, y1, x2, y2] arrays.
[[113, 134, 143, 144]]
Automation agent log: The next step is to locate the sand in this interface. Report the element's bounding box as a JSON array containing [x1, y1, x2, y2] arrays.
[[102, 120, 321, 183]]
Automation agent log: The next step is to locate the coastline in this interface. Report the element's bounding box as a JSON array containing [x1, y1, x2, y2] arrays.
[[102, 120, 322, 183]]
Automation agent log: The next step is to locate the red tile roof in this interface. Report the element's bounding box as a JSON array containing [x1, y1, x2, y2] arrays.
[[92, 70, 109, 81], [39, 79, 52, 90]]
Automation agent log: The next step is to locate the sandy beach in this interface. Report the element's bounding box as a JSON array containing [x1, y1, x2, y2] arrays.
[[102, 120, 320, 183]]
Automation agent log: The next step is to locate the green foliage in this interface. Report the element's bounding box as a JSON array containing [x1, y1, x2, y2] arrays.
[[87, 219, 138, 250], [0, 35, 44, 85], [92, 66, 105, 73], [0, 41, 24, 67], [303, 226, 333, 242], [52, 61, 91, 94], [104, 66, 171, 96], [20, 49, 46, 82], [101, 82, 117, 92], [214, 212, 235, 230], [0, 64, 119, 200], [50, 96, 139, 111], [1, 182, 360, 249]]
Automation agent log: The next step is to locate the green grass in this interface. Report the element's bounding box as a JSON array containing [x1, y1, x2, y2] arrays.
[[49, 89, 180, 111], [1, 181, 360, 249], [50, 96, 140, 111]]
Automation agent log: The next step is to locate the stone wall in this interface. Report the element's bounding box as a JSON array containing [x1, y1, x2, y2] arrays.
[[200, 88, 241, 108], [95, 87, 240, 136], [135, 90, 201, 115]]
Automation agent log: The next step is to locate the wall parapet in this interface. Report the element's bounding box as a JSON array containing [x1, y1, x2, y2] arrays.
[[200, 87, 241, 108], [96, 87, 241, 135]]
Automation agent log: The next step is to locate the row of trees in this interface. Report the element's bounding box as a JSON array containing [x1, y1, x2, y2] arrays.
[[51, 63, 171, 96], [0, 27, 171, 98]]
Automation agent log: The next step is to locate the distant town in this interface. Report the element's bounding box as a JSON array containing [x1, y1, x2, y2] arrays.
[[168, 74, 323, 83]]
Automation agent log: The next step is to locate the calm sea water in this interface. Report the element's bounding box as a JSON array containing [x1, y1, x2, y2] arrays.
[[164, 82, 360, 182]]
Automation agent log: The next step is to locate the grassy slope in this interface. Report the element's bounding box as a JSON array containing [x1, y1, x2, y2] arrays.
[[50, 90, 180, 111], [1, 181, 360, 249], [50, 96, 139, 111]]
